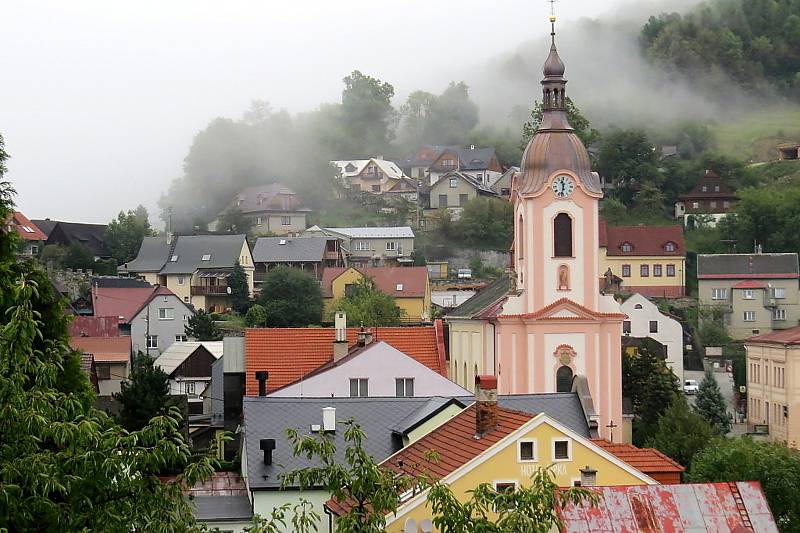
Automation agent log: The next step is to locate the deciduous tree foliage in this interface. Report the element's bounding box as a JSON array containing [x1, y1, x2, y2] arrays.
[[458, 197, 514, 250], [185, 309, 223, 341], [114, 352, 174, 432], [217, 206, 254, 235], [694, 369, 732, 434], [596, 129, 662, 206], [647, 397, 719, 470], [245, 303, 267, 327], [105, 206, 156, 265], [688, 438, 800, 531], [330, 276, 404, 327], [258, 266, 323, 327], [340, 70, 396, 157], [522, 96, 600, 148]]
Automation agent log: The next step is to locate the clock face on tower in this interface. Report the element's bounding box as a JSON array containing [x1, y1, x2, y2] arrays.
[[551, 175, 575, 198]]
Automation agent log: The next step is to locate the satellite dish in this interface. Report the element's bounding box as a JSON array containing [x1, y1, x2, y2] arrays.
[[404, 518, 417, 533], [226, 286, 232, 294], [420, 518, 433, 533]]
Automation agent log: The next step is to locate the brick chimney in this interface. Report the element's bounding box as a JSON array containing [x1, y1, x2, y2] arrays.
[[356, 326, 374, 347], [333, 311, 348, 361], [475, 375, 498, 437]]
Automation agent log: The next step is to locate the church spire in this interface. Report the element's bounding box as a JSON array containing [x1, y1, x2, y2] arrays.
[[542, 15, 567, 112]]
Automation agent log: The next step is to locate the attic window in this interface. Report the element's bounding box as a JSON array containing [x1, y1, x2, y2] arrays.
[[22, 226, 35, 233], [621, 242, 633, 253], [170, 255, 178, 262], [634, 303, 643, 309], [664, 242, 676, 252], [701, 186, 707, 192], [279, 239, 287, 245], [201, 254, 212, 261], [396, 283, 404, 291]]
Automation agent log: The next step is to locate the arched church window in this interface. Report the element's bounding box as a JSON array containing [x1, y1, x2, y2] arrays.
[[554, 213, 572, 257], [556, 365, 574, 393], [518, 214, 524, 259]]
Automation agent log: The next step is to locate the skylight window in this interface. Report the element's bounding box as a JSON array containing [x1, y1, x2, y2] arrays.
[[22, 225, 34, 233], [201, 254, 212, 261], [396, 283, 404, 291], [279, 239, 287, 245], [170, 255, 178, 262]]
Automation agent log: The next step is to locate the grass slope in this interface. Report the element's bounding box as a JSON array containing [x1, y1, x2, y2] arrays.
[[713, 105, 800, 162]]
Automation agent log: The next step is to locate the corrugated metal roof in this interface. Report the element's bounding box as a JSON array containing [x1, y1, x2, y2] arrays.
[[324, 226, 415, 239], [154, 341, 223, 375], [252, 236, 328, 263]]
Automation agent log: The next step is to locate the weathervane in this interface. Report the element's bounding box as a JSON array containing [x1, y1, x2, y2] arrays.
[[548, 0, 557, 41]]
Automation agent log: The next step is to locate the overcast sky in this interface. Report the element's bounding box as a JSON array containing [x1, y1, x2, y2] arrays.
[[2, 0, 663, 223]]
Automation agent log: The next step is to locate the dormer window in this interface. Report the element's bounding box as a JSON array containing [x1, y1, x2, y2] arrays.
[[634, 303, 643, 309], [345, 163, 356, 173], [664, 242, 676, 252], [237, 199, 243, 207], [201, 254, 211, 261], [701, 186, 707, 192], [396, 283, 404, 291], [170, 255, 178, 262], [621, 242, 633, 253]]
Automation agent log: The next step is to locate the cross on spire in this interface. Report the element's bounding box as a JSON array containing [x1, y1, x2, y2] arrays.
[[548, 0, 557, 43], [606, 420, 618, 442]]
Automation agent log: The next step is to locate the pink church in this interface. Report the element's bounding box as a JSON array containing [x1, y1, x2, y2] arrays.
[[446, 21, 624, 441]]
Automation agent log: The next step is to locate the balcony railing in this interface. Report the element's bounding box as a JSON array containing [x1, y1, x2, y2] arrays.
[[191, 285, 229, 296]]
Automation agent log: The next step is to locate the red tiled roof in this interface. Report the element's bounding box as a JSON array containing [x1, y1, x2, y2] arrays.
[[748, 325, 800, 345], [69, 336, 131, 363], [245, 321, 447, 395], [91, 285, 176, 323], [69, 316, 120, 337], [327, 404, 534, 516], [591, 439, 685, 474], [731, 280, 768, 290], [603, 224, 685, 257], [9, 212, 47, 240], [320, 267, 428, 298]]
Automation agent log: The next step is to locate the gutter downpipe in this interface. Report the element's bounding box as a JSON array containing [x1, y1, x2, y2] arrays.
[[324, 504, 333, 533]]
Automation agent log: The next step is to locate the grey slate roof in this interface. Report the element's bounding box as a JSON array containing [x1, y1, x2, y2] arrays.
[[243, 392, 589, 490], [122, 236, 169, 272], [31, 219, 58, 236], [160, 234, 247, 275], [697, 253, 799, 278], [447, 275, 511, 318], [252, 236, 328, 263], [91, 276, 153, 288], [436, 171, 497, 195], [192, 495, 253, 522], [224, 183, 311, 215], [451, 147, 497, 171]]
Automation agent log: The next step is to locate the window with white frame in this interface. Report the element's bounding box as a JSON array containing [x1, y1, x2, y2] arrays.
[[201, 253, 211, 261], [146, 335, 158, 349], [743, 310, 756, 322], [552, 438, 572, 461], [349, 378, 368, 397], [743, 289, 754, 300], [621, 242, 632, 252], [395, 378, 414, 397], [396, 283, 404, 291], [653, 264, 662, 277], [711, 288, 728, 300], [175, 334, 188, 342], [771, 287, 786, 299], [773, 308, 786, 321], [517, 439, 537, 462], [281, 216, 291, 226], [256, 217, 263, 226], [664, 242, 676, 252], [355, 241, 370, 251], [386, 241, 397, 251], [640, 264, 649, 277], [493, 481, 517, 510], [692, 202, 700, 209], [449, 178, 458, 188], [158, 308, 174, 320], [185, 382, 196, 395]]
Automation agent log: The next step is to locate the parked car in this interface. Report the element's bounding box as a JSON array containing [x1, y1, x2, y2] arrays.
[[683, 379, 699, 395], [457, 268, 472, 280]]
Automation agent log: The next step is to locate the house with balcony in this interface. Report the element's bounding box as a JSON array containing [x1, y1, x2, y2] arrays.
[[698, 253, 800, 340], [304, 225, 415, 267], [331, 157, 407, 195], [251, 235, 345, 285], [428, 170, 499, 219], [674, 170, 738, 227], [217, 183, 311, 236], [122, 234, 254, 312]]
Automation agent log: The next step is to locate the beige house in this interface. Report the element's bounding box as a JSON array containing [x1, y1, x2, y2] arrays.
[[745, 327, 800, 448], [488, 166, 517, 198], [217, 183, 310, 236], [332, 158, 407, 194], [698, 254, 800, 339], [428, 170, 499, 219], [303, 225, 415, 267]]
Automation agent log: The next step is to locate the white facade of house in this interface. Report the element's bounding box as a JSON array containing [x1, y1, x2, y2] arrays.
[[620, 293, 684, 379], [267, 341, 470, 398]]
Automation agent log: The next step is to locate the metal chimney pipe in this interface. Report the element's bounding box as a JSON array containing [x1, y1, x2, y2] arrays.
[[255, 371, 269, 397]]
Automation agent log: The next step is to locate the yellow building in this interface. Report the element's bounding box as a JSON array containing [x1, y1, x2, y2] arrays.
[[327, 377, 680, 530], [599, 221, 686, 297], [321, 266, 431, 323]]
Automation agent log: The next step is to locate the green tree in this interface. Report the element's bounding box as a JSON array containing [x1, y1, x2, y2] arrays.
[[185, 309, 223, 341], [522, 96, 600, 148], [105, 206, 156, 265], [694, 369, 732, 434], [217, 206, 253, 235], [63, 241, 95, 270], [340, 70, 396, 156], [457, 197, 514, 250], [114, 352, 173, 431], [596, 129, 661, 206], [622, 339, 681, 445], [245, 303, 267, 327], [423, 82, 480, 146], [688, 438, 800, 530], [258, 266, 323, 327], [330, 276, 404, 327], [228, 260, 250, 313], [647, 397, 719, 470]]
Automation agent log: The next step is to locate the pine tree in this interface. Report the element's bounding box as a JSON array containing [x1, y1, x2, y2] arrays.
[[185, 309, 223, 341], [114, 352, 173, 431], [695, 369, 731, 434], [648, 397, 719, 470], [227, 260, 250, 314]]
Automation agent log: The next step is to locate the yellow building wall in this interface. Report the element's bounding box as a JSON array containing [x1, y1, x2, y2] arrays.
[[384, 420, 652, 532], [323, 267, 430, 322], [447, 319, 488, 390], [599, 248, 686, 290]]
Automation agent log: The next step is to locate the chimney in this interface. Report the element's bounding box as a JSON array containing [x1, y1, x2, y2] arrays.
[[322, 407, 336, 432], [356, 326, 374, 347], [260, 438, 276, 465], [255, 371, 269, 397], [475, 375, 498, 437], [333, 311, 348, 361], [579, 465, 597, 487]]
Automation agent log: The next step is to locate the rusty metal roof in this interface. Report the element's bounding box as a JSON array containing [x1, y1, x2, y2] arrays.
[[559, 481, 778, 532]]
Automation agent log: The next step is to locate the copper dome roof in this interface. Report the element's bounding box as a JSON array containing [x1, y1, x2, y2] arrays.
[[543, 43, 565, 78]]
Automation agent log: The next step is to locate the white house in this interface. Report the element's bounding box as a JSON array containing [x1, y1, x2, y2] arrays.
[[154, 341, 224, 414], [620, 293, 684, 379]]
